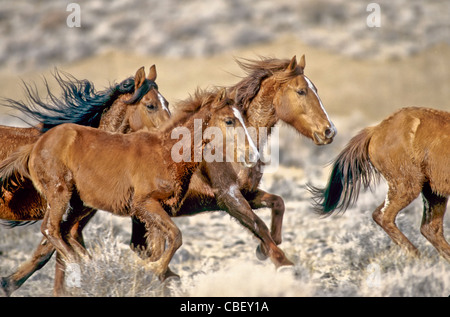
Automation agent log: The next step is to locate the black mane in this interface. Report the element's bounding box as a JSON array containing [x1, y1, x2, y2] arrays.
[[1, 69, 157, 132]]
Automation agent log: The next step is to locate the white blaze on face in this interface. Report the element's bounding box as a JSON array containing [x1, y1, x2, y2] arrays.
[[232, 107, 259, 162], [157, 92, 170, 115], [304, 75, 335, 130]]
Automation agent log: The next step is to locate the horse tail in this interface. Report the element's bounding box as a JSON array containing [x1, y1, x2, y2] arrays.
[[0, 144, 33, 191], [308, 127, 379, 216]]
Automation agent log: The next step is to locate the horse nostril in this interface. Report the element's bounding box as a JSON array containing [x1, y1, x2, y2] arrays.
[[325, 127, 335, 139]]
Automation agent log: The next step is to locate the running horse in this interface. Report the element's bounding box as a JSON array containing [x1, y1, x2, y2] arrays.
[[132, 55, 337, 262], [0, 65, 170, 296], [3, 54, 337, 295], [0, 89, 260, 282], [309, 107, 450, 261]]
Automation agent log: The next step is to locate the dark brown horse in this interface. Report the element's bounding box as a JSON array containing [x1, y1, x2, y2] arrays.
[[0, 90, 260, 281], [309, 107, 450, 261], [0, 65, 170, 296], [132, 55, 337, 262]]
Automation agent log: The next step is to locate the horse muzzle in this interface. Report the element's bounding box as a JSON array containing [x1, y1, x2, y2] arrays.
[[313, 125, 337, 145]]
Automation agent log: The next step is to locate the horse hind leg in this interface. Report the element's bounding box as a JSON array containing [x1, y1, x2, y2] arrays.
[[40, 186, 80, 263], [372, 182, 422, 257], [53, 208, 97, 297], [1, 237, 55, 297], [420, 183, 450, 261]]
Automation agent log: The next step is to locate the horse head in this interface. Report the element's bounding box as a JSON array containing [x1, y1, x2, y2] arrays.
[[205, 89, 259, 168], [271, 55, 336, 145], [123, 65, 171, 132]]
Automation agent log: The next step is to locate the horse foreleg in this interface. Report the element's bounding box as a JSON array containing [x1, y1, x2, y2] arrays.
[[130, 217, 166, 261], [247, 189, 285, 260], [420, 183, 450, 261], [133, 200, 181, 281], [218, 185, 293, 268], [372, 184, 421, 257]]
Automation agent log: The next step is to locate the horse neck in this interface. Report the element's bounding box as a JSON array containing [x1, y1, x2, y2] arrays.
[[163, 109, 212, 165], [98, 94, 132, 133], [233, 79, 278, 134]]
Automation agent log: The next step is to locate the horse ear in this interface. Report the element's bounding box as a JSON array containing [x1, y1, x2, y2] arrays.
[[148, 64, 157, 81], [214, 88, 227, 103], [287, 55, 297, 71], [299, 54, 306, 70], [135, 66, 146, 89]]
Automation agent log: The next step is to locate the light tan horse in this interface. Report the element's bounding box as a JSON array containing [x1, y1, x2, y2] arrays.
[[310, 107, 450, 261], [0, 65, 170, 296]]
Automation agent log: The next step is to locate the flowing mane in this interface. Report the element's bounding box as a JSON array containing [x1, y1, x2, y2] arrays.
[[160, 88, 231, 133], [230, 57, 303, 110], [1, 69, 157, 132]]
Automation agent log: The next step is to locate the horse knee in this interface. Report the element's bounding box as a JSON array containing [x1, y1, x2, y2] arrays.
[[171, 228, 183, 250], [270, 195, 285, 214]]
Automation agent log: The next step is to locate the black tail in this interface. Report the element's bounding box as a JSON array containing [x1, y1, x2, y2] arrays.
[[308, 128, 379, 216]]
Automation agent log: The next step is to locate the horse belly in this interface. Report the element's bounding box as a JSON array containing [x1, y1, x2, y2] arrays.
[[73, 166, 134, 216]]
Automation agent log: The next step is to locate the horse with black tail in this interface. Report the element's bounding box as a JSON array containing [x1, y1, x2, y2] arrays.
[[309, 107, 450, 261]]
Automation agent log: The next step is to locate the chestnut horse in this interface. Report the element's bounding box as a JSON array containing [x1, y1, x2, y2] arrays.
[[131, 55, 337, 261], [0, 90, 260, 281], [0, 65, 170, 296], [309, 107, 450, 261]]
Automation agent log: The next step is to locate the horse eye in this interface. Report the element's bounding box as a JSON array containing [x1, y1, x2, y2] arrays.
[[225, 118, 235, 126], [297, 89, 307, 96], [146, 104, 157, 110]]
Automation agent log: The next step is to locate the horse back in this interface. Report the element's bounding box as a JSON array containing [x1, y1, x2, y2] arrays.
[[369, 107, 450, 195]]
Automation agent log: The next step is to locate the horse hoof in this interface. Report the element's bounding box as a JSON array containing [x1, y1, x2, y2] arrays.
[[0, 277, 12, 297], [160, 268, 180, 282], [255, 244, 269, 261]]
